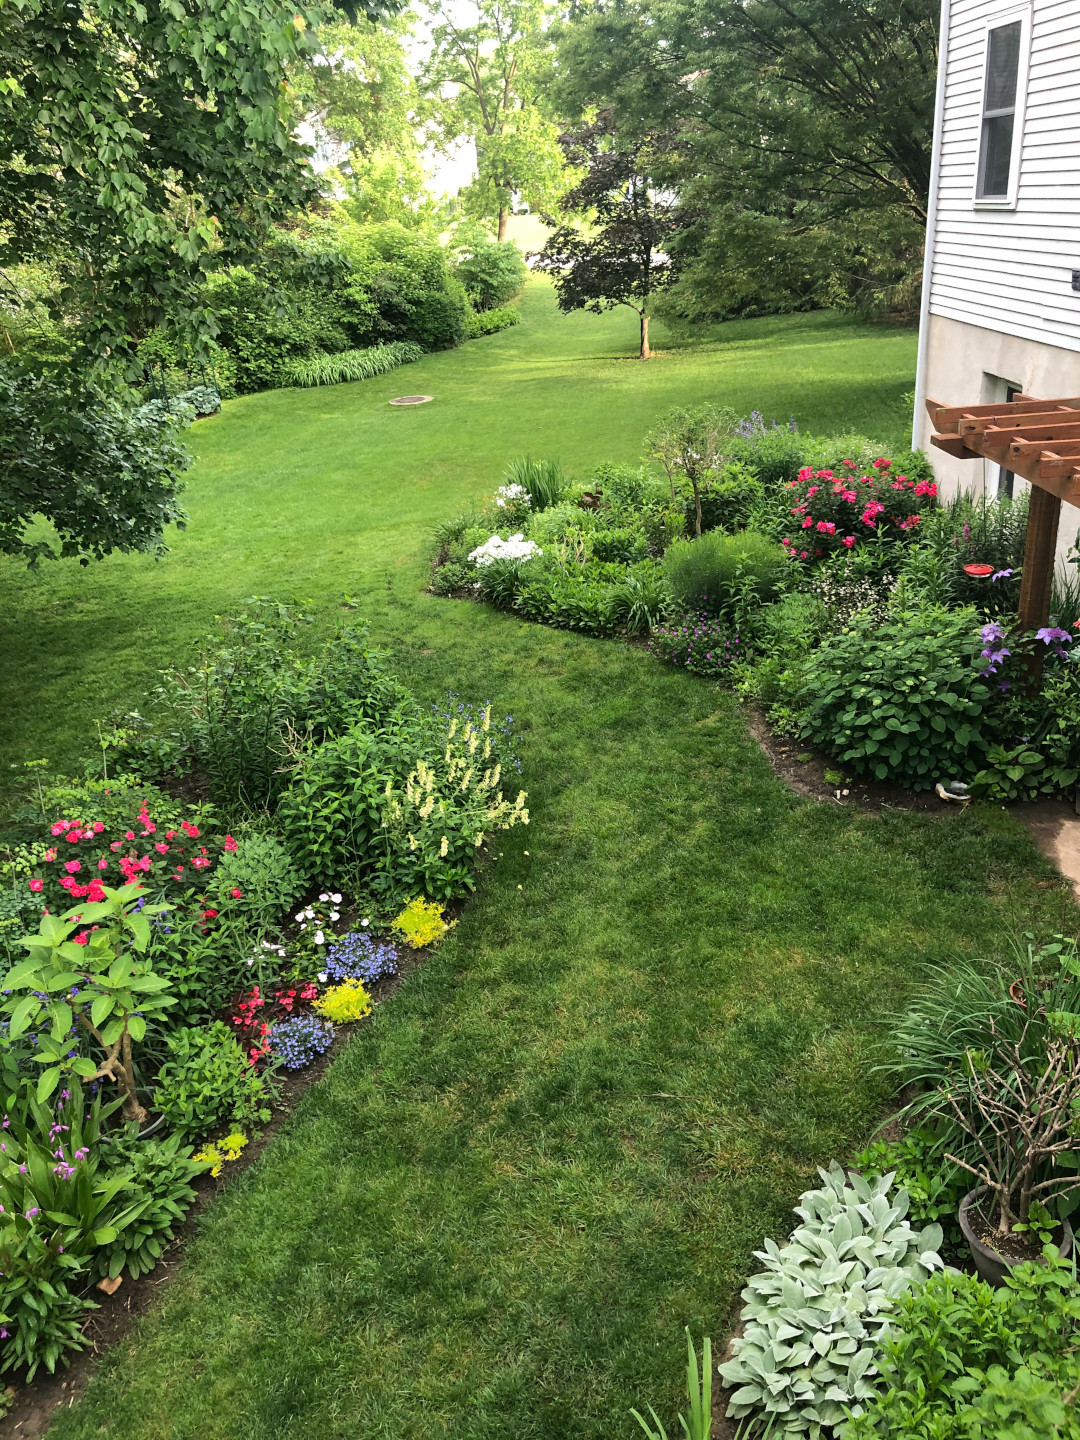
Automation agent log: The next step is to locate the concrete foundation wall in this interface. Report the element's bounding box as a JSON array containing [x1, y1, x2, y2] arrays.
[[916, 311, 1080, 568]]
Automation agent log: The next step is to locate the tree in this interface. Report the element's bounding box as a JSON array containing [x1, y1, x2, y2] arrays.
[[551, 0, 938, 319], [0, 0, 407, 360], [646, 405, 738, 535], [420, 0, 566, 240], [0, 365, 189, 565], [533, 115, 678, 359]]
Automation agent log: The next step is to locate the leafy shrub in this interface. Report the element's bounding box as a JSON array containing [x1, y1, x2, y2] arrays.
[[453, 233, 527, 310], [651, 613, 747, 676], [154, 1021, 274, 1138], [503, 457, 566, 511], [392, 898, 454, 948], [283, 340, 422, 388], [314, 979, 373, 1023], [208, 831, 303, 934], [729, 411, 805, 487], [591, 528, 648, 564], [647, 404, 741, 537], [718, 1164, 944, 1436], [431, 561, 475, 596], [739, 592, 829, 705], [796, 606, 993, 788], [465, 304, 521, 337], [843, 1259, 1080, 1440], [323, 928, 398, 984], [513, 570, 620, 636], [0, 1233, 95, 1380], [691, 464, 765, 536], [855, 1127, 968, 1253], [663, 530, 787, 615], [268, 1013, 335, 1070], [97, 1133, 206, 1280], [162, 603, 409, 812], [0, 363, 189, 566]]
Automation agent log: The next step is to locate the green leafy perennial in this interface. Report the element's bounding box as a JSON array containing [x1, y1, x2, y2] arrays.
[[719, 1164, 944, 1437]]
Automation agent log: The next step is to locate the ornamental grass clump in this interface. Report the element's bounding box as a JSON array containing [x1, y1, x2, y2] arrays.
[[718, 1164, 943, 1437], [663, 531, 786, 616], [268, 1013, 335, 1070]]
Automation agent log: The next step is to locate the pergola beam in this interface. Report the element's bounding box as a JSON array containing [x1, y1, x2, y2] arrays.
[[927, 392, 1078, 674]]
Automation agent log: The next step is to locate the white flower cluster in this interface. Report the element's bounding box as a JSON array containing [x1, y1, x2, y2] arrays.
[[494, 482, 531, 509], [468, 532, 543, 567], [247, 938, 288, 968], [295, 894, 342, 948]]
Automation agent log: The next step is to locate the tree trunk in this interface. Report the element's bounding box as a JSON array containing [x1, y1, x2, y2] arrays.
[[692, 482, 702, 538], [497, 207, 509, 241], [120, 1030, 148, 1126], [639, 311, 651, 360]]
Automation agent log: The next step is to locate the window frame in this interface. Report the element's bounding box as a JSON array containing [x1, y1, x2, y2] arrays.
[[971, 4, 1032, 212]]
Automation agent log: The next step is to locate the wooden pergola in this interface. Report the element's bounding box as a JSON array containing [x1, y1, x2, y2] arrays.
[[928, 393, 1080, 636]]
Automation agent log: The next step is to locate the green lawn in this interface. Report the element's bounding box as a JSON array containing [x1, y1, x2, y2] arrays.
[[1, 284, 1068, 1439]]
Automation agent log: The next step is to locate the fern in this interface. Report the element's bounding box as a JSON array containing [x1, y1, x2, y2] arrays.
[[284, 342, 424, 389]]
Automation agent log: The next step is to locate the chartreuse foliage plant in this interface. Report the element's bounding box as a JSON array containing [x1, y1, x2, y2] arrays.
[[842, 1258, 1080, 1439], [718, 1164, 943, 1436], [313, 979, 373, 1023], [391, 897, 454, 948], [796, 606, 992, 789], [1, 884, 173, 1122]]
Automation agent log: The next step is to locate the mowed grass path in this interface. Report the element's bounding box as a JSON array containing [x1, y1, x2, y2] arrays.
[[0, 285, 1068, 1439]]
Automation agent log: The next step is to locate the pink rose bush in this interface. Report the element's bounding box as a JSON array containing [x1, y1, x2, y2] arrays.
[[781, 458, 938, 560]]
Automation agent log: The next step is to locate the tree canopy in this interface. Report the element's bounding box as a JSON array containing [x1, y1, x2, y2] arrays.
[[551, 0, 938, 319], [420, 0, 566, 239], [0, 0, 407, 360]]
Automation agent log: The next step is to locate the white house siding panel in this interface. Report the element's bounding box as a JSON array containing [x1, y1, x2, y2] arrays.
[[928, 0, 1080, 354]]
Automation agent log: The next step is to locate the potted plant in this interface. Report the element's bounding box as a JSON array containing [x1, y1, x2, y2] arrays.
[[943, 1010, 1080, 1285]]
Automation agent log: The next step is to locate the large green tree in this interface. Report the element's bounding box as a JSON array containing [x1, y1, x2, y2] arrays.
[[0, 0, 405, 359], [552, 0, 938, 318], [420, 0, 566, 240]]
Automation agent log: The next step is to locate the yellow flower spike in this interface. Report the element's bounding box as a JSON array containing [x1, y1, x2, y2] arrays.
[[439, 835, 449, 857]]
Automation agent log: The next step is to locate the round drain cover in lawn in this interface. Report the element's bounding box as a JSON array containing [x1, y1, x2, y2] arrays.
[[389, 395, 434, 406]]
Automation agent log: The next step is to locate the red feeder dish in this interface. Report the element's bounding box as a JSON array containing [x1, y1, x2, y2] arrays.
[[963, 563, 995, 577]]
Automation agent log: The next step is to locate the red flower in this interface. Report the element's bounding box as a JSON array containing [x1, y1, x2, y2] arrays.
[[223, 834, 238, 852], [201, 908, 219, 920], [92, 822, 105, 834], [64, 860, 81, 874], [155, 842, 169, 854], [28, 878, 43, 893], [65, 831, 80, 843], [231, 888, 243, 899]]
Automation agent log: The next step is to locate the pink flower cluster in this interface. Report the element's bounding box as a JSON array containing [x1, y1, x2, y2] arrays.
[[27, 800, 239, 921], [780, 458, 938, 560]]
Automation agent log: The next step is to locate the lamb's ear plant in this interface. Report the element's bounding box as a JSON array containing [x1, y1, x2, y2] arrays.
[[0, 883, 173, 1123], [718, 1164, 944, 1438]]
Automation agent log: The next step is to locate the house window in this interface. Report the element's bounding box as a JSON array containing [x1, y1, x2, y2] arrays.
[[973, 10, 1030, 207]]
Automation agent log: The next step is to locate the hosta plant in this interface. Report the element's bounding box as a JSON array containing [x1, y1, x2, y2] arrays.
[[719, 1164, 944, 1437]]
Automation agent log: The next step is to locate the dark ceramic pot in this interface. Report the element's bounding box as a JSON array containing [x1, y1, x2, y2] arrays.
[[959, 1186, 1074, 1287]]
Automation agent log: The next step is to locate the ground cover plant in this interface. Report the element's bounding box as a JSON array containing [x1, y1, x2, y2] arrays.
[[7, 283, 1072, 1437]]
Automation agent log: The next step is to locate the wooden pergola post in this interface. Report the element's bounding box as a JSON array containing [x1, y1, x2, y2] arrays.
[[927, 393, 1080, 687]]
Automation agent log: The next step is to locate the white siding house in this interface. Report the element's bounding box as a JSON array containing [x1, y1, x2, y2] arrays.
[[914, 0, 1080, 560]]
